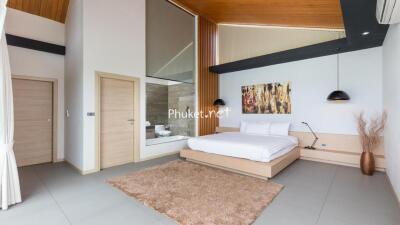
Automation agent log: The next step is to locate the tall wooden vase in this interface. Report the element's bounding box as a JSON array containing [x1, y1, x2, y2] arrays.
[[360, 152, 375, 176]]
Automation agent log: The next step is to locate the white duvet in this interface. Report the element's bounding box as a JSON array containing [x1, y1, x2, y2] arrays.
[[187, 132, 298, 163]]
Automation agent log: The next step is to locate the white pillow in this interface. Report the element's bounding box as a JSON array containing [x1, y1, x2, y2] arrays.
[[270, 122, 291, 136], [240, 121, 270, 136]]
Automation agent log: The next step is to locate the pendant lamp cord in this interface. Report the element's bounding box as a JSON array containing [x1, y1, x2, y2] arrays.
[[337, 51, 340, 90], [336, 32, 341, 90]]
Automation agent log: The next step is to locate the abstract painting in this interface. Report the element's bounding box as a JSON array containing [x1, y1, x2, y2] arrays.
[[242, 82, 291, 114]]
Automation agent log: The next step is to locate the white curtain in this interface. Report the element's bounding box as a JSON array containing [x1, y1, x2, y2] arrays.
[[0, 0, 22, 210]]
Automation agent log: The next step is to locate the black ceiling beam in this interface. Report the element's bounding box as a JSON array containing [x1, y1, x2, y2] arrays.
[[6, 34, 66, 55], [209, 0, 389, 74]]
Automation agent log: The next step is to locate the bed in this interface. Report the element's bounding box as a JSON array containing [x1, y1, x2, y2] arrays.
[[180, 126, 300, 180]]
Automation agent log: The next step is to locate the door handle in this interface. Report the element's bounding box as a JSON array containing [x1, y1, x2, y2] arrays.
[[128, 119, 134, 122]]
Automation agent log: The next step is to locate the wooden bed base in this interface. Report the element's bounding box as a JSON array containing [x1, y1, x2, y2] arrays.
[[180, 147, 300, 180]]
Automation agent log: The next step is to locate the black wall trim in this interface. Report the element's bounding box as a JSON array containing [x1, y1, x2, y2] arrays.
[[209, 0, 389, 74], [6, 34, 66, 55]]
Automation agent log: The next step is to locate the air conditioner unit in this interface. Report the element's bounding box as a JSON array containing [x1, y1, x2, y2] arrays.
[[376, 0, 400, 24]]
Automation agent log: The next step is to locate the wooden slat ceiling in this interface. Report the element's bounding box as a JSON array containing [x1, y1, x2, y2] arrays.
[[7, 0, 70, 23], [171, 0, 344, 29]]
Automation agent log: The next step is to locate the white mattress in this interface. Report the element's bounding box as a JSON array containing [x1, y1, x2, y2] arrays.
[[187, 132, 298, 163]]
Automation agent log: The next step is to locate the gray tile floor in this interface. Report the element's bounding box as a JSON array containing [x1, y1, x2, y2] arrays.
[[1, 155, 399, 225]]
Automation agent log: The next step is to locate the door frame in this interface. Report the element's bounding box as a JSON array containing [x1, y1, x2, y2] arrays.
[[95, 72, 141, 171], [12, 75, 59, 163]]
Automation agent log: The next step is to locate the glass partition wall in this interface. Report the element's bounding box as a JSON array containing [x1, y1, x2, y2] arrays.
[[145, 78, 195, 145], [146, 0, 195, 145]]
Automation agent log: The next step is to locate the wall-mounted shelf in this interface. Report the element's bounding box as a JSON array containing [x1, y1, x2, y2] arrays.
[[300, 148, 385, 172]]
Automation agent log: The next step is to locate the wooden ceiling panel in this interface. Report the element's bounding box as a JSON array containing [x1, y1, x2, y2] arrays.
[[7, 0, 70, 23], [171, 0, 344, 29]]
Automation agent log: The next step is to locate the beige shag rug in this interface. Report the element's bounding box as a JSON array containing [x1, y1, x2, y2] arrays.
[[108, 160, 283, 225]]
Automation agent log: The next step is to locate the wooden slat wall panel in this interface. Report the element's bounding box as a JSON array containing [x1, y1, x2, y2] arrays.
[[7, 0, 70, 23], [198, 17, 219, 136]]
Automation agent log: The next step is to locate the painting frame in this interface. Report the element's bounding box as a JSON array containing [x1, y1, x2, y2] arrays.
[[241, 82, 292, 114]]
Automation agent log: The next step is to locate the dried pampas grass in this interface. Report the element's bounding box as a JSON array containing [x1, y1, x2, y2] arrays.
[[356, 112, 387, 153]]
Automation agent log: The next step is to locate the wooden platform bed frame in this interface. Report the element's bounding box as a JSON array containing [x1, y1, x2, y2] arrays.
[[180, 147, 300, 180]]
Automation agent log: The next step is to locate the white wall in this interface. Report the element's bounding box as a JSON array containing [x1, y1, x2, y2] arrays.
[[5, 8, 65, 45], [382, 24, 400, 200], [5, 8, 65, 160], [65, 0, 84, 169], [65, 0, 185, 172], [82, 0, 146, 171], [220, 47, 383, 135], [219, 25, 345, 64]]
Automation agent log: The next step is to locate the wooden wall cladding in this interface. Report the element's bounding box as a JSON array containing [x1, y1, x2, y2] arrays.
[[198, 17, 219, 136], [7, 0, 70, 23]]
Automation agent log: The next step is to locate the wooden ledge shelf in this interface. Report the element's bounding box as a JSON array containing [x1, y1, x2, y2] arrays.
[[300, 148, 385, 172]]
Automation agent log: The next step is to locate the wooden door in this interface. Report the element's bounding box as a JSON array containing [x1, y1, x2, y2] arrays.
[[13, 78, 53, 167], [100, 77, 135, 168]]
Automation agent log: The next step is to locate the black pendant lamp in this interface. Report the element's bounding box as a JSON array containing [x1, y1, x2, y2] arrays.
[[213, 99, 226, 106], [327, 49, 350, 101]]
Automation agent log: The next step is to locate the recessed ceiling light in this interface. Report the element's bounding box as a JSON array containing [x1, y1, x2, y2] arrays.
[[362, 31, 370, 36]]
